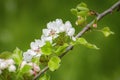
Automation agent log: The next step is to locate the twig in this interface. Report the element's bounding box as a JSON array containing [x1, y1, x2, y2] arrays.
[[33, 1, 120, 80]]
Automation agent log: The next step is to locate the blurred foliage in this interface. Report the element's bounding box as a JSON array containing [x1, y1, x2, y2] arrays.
[[0, 0, 120, 80]]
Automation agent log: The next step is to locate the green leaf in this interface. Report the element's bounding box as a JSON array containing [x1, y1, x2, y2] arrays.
[[48, 56, 61, 71], [39, 74, 50, 80], [76, 38, 99, 50], [20, 65, 32, 75], [71, 8, 78, 16], [11, 48, 23, 65], [77, 11, 88, 17], [55, 43, 68, 55], [77, 7, 89, 11], [101, 27, 114, 37], [41, 41, 53, 55], [77, 2, 87, 8]]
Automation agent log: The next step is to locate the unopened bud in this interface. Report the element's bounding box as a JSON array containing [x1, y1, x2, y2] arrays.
[[76, 16, 85, 26], [93, 23, 97, 28]]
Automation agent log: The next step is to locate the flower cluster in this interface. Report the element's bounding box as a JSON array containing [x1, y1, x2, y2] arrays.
[[20, 61, 40, 76], [23, 19, 75, 62], [0, 58, 16, 74]]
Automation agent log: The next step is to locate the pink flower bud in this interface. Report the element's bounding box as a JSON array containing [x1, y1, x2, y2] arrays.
[[93, 23, 97, 28]]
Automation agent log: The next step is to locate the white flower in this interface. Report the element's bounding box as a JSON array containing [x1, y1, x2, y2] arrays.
[[8, 65, 16, 72], [0, 69, 2, 75], [46, 19, 75, 38], [30, 39, 45, 51], [23, 49, 36, 62], [42, 29, 50, 37], [67, 28, 75, 36], [6, 59, 15, 65], [47, 19, 62, 33], [65, 21, 72, 29], [0, 62, 8, 70], [41, 35, 53, 43]]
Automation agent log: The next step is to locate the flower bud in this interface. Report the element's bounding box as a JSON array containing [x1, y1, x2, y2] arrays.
[[93, 23, 97, 28], [33, 64, 40, 72], [76, 16, 85, 26], [29, 70, 34, 75]]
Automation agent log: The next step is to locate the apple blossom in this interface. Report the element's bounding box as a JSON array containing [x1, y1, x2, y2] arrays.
[[8, 65, 16, 72]]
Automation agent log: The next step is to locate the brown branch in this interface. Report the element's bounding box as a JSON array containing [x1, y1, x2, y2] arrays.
[[33, 0, 120, 80]]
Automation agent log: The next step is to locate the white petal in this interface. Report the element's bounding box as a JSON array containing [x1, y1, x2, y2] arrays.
[[42, 29, 50, 36], [65, 21, 72, 28], [6, 59, 15, 65], [23, 50, 36, 62], [30, 42, 38, 50], [41, 35, 52, 43], [35, 39, 45, 47], [8, 65, 16, 72], [67, 28, 75, 36], [72, 37, 76, 41], [0, 62, 8, 70], [59, 25, 66, 32]]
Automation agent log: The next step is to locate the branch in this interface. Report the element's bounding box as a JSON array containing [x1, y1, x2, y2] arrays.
[[33, 1, 120, 80]]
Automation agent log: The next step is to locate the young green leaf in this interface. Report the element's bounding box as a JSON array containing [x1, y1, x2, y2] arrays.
[[41, 41, 53, 55], [76, 38, 99, 50], [100, 27, 114, 37], [55, 43, 69, 55], [71, 8, 78, 16], [39, 74, 50, 80], [11, 48, 23, 65], [20, 65, 32, 75], [48, 56, 61, 71], [77, 11, 88, 17], [77, 7, 89, 11]]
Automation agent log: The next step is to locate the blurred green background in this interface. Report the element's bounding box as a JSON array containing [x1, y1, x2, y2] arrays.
[[0, 0, 120, 80]]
